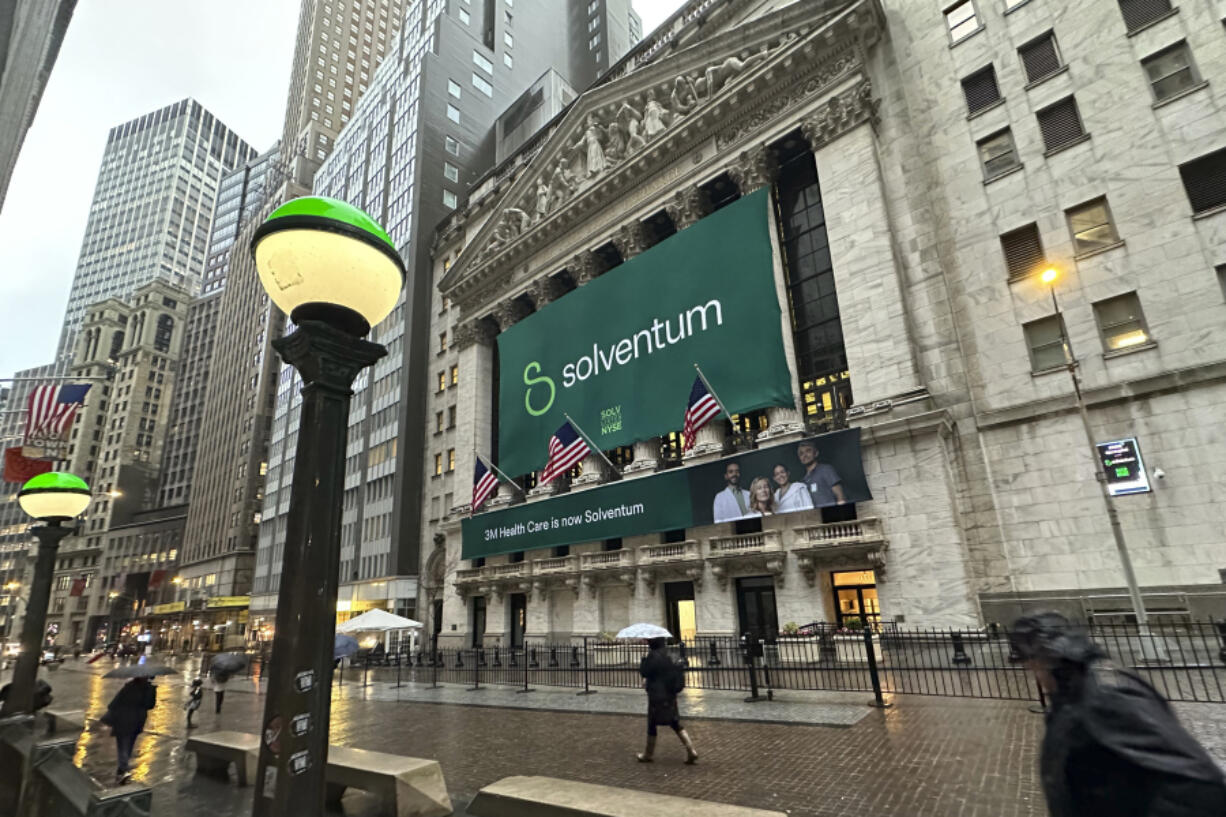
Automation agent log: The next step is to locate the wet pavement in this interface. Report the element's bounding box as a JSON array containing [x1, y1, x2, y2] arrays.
[[9, 656, 1226, 816]]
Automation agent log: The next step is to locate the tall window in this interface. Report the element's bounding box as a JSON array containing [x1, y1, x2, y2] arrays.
[[1142, 42, 1201, 102], [1066, 198, 1120, 255], [944, 1, 980, 43], [978, 129, 1020, 179], [1000, 223, 1045, 280], [1036, 97, 1087, 153], [447, 449, 456, 471], [154, 315, 174, 352], [1093, 293, 1152, 352], [446, 104, 461, 124], [1118, 0, 1172, 33], [448, 79, 461, 99], [1018, 31, 1062, 85], [1022, 316, 1066, 372], [450, 365, 459, 385], [775, 148, 850, 428], [1177, 148, 1226, 214], [961, 65, 1001, 115], [434, 453, 443, 475]]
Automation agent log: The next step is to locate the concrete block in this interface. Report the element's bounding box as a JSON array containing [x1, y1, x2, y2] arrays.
[[467, 776, 787, 817]]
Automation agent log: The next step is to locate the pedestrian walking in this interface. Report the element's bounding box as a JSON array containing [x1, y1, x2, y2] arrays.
[[636, 636, 698, 764], [211, 670, 229, 714], [183, 677, 203, 729], [1012, 613, 1226, 816], [100, 675, 157, 785]]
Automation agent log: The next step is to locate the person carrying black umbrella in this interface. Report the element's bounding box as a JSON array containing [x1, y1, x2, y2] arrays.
[[100, 675, 157, 784], [1012, 612, 1226, 816], [211, 669, 230, 714], [636, 637, 698, 764]]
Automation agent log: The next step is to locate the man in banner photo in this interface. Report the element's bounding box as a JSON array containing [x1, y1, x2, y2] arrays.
[[712, 461, 752, 523], [797, 440, 845, 507]]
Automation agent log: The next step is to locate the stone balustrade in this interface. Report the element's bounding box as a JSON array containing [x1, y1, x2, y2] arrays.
[[579, 549, 635, 571]]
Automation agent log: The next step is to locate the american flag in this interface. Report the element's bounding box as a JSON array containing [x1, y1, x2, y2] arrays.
[[540, 421, 590, 485], [682, 375, 721, 452], [24, 384, 91, 444], [472, 456, 499, 512]]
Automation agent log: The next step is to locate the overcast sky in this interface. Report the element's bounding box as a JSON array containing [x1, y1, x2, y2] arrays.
[[0, 0, 683, 381]]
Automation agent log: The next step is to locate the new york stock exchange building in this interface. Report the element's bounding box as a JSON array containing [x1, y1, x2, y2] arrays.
[[420, 0, 1226, 649]]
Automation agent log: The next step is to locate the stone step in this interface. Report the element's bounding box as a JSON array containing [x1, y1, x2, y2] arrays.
[[467, 775, 787, 817]]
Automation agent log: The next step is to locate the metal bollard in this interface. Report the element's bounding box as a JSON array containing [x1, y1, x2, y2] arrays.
[[569, 645, 580, 668], [478, 647, 488, 667], [509, 648, 518, 668], [742, 635, 766, 703], [455, 649, 464, 668], [548, 646, 558, 668], [468, 648, 482, 691], [577, 636, 597, 696], [1216, 620, 1226, 663], [493, 646, 502, 667], [950, 631, 972, 665], [678, 641, 689, 669], [864, 626, 891, 709], [529, 646, 539, 668], [707, 639, 721, 666]]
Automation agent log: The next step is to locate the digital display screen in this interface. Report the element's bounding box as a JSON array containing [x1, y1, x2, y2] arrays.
[[1097, 438, 1151, 496]]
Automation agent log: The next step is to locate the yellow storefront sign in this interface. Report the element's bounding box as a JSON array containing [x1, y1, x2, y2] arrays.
[[151, 601, 186, 615], [206, 596, 251, 609]]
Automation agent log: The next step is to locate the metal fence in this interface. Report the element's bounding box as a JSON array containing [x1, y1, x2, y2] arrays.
[[315, 620, 1226, 704]]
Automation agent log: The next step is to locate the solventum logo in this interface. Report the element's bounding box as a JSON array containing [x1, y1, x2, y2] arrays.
[[519, 299, 723, 417], [522, 361, 555, 416]]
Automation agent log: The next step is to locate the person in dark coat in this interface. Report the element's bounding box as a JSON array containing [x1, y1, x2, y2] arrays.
[[636, 637, 698, 764], [1011, 613, 1226, 817], [183, 677, 203, 729], [102, 676, 157, 784]]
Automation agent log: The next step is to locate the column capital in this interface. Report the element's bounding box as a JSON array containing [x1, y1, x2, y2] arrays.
[[612, 221, 651, 261], [665, 186, 712, 231], [492, 299, 532, 332], [726, 145, 778, 195], [569, 251, 603, 286], [528, 275, 568, 309], [801, 79, 880, 152], [452, 317, 498, 349]]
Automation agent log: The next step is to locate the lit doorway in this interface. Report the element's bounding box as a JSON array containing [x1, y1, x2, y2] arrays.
[[508, 593, 527, 648], [735, 576, 779, 640], [663, 582, 696, 642], [832, 570, 880, 629]]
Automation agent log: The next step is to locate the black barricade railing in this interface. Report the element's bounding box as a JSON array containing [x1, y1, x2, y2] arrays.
[[309, 621, 1225, 704]]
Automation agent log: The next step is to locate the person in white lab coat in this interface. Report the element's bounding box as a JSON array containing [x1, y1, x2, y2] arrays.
[[712, 462, 752, 523]]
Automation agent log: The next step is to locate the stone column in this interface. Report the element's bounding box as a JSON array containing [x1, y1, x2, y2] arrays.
[[453, 316, 499, 508], [622, 439, 659, 476], [683, 422, 724, 461], [758, 402, 808, 443], [570, 454, 608, 487], [803, 81, 924, 406]]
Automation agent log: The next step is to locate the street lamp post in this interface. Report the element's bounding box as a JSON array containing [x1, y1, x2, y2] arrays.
[[0, 472, 91, 717], [1041, 268, 1149, 631], [248, 196, 403, 816]]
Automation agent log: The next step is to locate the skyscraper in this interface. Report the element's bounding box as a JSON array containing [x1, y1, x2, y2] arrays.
[[176, 0, 406, 618], [0, 0, 77, 213], [252, 0, 639, 627], [54, 99, 257, 364]]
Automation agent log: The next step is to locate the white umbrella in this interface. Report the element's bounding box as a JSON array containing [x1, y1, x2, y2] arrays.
[[335, 608, 423, 633], [616, 623, 673, 640]]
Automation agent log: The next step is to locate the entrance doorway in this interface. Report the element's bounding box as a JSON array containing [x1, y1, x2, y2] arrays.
[[508, 593, 527, 648], [663, 582, 696, 642], [735, 576, 779, 640], [832, 570, 880, 629], [471, 596, 487, 647]]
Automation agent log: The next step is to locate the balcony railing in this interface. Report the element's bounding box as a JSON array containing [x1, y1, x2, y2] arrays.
[[707, 529, 784, 557], [533, 555, 579, 576], [638, 540, 702, 565], [579, 549, 635, 570], [796, 517, 884, 547]]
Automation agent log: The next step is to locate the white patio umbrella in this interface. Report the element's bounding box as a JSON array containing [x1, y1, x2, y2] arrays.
[[335, 608, 423, 633]]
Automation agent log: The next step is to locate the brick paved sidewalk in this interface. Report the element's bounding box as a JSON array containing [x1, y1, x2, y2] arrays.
[[17, 659, 1226, 816]]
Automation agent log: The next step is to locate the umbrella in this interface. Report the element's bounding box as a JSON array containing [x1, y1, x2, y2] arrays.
[[616, 623, 673, 640], [209, 652, 248, 675], [335, 609, 423, 633], [334, 634, 360, 659], [103, 663, 178, 679]]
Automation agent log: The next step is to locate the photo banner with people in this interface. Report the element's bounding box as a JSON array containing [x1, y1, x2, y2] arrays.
[[461, 428, 870, 559], [495, 187, 794, 478]]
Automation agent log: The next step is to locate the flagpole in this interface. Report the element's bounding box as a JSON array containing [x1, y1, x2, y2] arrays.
[[562, 413, 617, 471], [474, 449, 523, 494], [693, 363, 734, 419]]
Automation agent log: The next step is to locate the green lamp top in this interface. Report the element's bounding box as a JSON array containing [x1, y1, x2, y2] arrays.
[[263, 196, 396, 253], [20, 472, 90, 494]]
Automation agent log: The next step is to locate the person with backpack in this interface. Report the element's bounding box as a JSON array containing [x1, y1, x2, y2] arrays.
[[636, 636, 698, 764]]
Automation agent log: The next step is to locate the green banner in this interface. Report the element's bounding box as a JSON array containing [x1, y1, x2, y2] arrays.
[[496, 188, 793, 477], [462, 429, 869, 559]]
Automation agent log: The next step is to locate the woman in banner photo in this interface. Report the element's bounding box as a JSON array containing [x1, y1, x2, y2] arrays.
[[772, 463, 814, 513], [746, 476, 776, 517]]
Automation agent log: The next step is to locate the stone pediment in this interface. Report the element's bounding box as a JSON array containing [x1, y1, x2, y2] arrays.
[[439, 0, 884, 306]]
